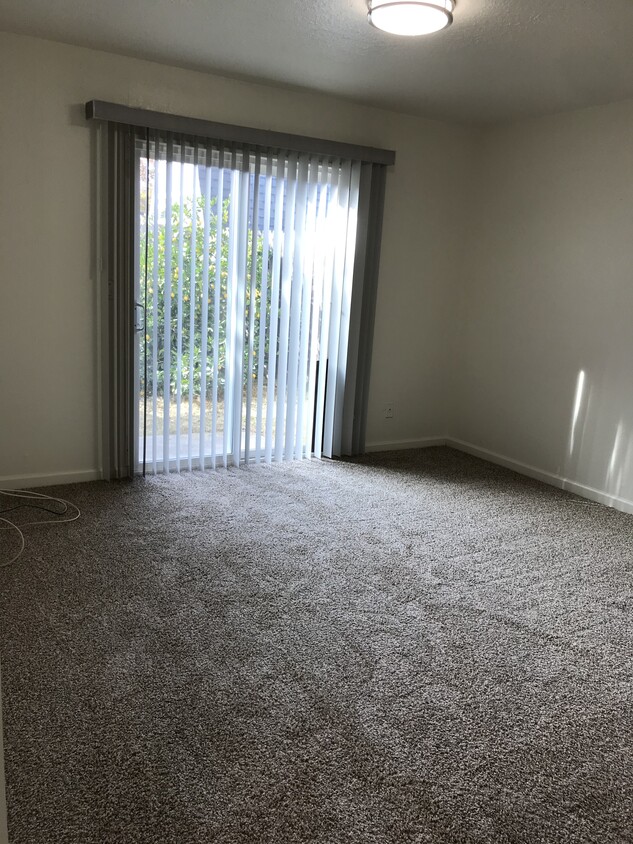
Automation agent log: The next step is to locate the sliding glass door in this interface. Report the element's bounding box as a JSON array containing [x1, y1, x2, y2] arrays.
[[135, 136, 361, 473]]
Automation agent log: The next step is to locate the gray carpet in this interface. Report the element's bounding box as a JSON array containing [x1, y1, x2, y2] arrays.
[[0, 447, 632, 843]]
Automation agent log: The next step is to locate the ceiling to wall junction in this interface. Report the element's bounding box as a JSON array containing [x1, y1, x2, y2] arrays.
[[2, 0, 633, 123]]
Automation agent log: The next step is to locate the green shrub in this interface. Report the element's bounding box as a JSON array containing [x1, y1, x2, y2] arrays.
[[140, 195, 273, 402]]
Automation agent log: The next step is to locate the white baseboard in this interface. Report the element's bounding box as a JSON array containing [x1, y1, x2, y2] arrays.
[[365, 437, 446, 453], [446, 438, 633, 516], [0, 469, 102, 490], [2, 441, 632, 516], [363, 435, 633, 516]]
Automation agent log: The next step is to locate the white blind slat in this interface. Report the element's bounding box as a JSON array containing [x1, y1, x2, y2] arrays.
[[199, 151, 213, 470], [151, 149, 160, 474], [275, 154, 298, 462], [305, 168, 329, 459], [175, 142, 186, 470], [211, 152, 224, 469], [138, 139, 364, 472], [295, 159, 319, 459], [232, 163, 250, 466], [333, 160, 361, 457], [255, 159, 272, 463], [245, 155, 261, 464], [322, 160, 352, 458], [314, 162, 340, 459], [162, 141, 173, 474], [265, 156, 286, 464], [187, 148, 199, 471], [285, 154, 309, 461], [224, 161, 239, 468]]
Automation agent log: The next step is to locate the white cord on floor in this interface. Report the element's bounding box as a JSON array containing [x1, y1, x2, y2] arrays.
[[0, 516, 25, 568], [0, 489, 81, 568]]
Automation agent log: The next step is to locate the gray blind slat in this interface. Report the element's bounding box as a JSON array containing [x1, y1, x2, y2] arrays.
[[85, 100, 396, 166]]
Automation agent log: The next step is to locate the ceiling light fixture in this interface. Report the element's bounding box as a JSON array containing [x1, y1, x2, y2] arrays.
[[368, 0, 454, 36]]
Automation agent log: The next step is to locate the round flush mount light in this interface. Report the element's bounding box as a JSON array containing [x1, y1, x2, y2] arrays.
[[368, 0, 455, 36]]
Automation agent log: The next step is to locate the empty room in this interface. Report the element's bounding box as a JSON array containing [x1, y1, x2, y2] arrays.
[[0, 1, 631, 842]]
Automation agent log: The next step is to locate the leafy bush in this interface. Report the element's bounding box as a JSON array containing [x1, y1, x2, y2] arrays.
[[140, 194, 272, 401]]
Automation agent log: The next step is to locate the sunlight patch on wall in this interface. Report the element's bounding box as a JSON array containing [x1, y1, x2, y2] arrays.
[[569, 369, 586, 457]]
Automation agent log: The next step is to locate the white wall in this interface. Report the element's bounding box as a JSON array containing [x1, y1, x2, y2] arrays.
[[0, 32, 474, 484], [452, 100, 633, 509], [2, 31, 632, 507]]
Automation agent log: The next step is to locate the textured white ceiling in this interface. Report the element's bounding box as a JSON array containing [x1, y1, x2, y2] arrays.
[[2, 0, 633, 124]]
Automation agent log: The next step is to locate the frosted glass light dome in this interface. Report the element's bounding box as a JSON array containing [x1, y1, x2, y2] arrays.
[[368, 1, 455, 36]]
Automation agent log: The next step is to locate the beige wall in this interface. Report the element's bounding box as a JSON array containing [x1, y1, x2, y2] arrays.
[[452, 100, 633, 509], [2, 31, 631, 510], [0, 32, 474, 484]]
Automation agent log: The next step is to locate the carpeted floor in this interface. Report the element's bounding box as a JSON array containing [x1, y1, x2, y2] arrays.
[[0, 447, 632, 843]]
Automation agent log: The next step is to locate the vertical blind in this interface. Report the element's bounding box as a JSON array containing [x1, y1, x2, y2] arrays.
[[89, 103, 392, 480], [138, 134, 362, 472]]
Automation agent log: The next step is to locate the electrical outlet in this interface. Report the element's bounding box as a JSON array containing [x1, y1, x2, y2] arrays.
[[384, 403, 394, 419]]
